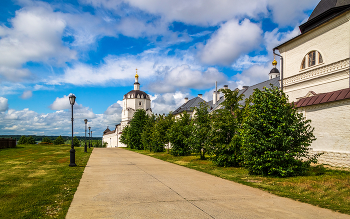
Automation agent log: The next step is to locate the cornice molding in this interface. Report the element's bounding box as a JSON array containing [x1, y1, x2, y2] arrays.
[[284, 58, 349, 86]]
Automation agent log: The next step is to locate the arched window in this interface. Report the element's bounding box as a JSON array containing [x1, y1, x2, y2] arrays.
[[301, 51, 323, 70]]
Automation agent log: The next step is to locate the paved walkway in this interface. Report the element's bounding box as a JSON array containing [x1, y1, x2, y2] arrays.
[[66, 148, 349, 219]]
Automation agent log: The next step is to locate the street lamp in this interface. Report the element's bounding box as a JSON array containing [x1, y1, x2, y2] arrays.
[[88, 127, 91, 148], [69, 94, 77, 167], [91, 131, 93, 147], [84, 119, 88, 153]]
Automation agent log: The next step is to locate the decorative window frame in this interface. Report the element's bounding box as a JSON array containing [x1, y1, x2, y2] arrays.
[[300, 50, 324, 71]]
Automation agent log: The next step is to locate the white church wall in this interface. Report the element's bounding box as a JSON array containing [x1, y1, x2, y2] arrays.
[[279, 12, 350, 79], [300, 98, 350, 167], [279, 12, 350, 102]]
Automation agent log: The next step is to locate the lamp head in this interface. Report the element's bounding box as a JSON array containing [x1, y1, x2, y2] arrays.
[[69, 94, 76, 105], [89, 126, 91, 130], [84, 119, 88, 124]]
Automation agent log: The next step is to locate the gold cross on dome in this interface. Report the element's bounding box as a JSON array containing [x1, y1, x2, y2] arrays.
[[136, 68, 138, 73]]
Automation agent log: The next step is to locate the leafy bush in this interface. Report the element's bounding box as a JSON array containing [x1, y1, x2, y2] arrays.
[[53, 135, 65, 145], [26, 136, 36, 144], [18, 136, 27, 145], [168, 112, 192, 156], [187, 102, 211, 160], [73, 136, 80, 147], [128, 109, 148, 149], [141, 115, 156, 151], [241, 85, 318, 177], [209, 88, 244, 167], [41, 137, 52, 144]]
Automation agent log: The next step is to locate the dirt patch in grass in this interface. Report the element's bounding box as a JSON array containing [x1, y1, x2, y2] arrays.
[[28, 170, 47, 177], [57, 158, 69, 163]]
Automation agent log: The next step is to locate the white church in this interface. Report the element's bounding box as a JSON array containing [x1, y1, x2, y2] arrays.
[[102, 71, 152, 147]]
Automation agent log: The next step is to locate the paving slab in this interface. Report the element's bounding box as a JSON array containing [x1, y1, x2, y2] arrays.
[[66, 148, 350, 219]]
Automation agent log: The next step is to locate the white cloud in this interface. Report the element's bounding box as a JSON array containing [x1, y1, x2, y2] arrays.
[[20, 90, 33, 99], [200, 19, 262, 66], [151, 91, 189, 114], [268, 0, 320, 26], [81, 0, 318, 27], [0, 5, 77, 82], [50, 49, 200, 86], [148, 65, 227, 93], [81, 0, 268, 26], [0, 97, 9, 112], [232, 55, 270, 71], [232, 64, 272, 88], [49, 94, 84, 111], [104, 101, 123, 115]]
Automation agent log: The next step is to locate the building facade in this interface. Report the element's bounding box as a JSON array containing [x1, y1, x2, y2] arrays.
[[275, 0, 350, 167]]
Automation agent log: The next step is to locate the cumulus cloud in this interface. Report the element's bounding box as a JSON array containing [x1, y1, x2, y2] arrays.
[[0, 5, 77, 82], [50, 48, 200, 86], [81, 0, 318, 27], [148, 65, 227, 93], [268, 0, 320, 26], [104, 101, 123, 115], [0, 97, 9, 112], [81, 0, 268, 26], [200, 19, 262, 66], [49, 94, 84, 111], [20, 90, 33, 99], [151, 91, 189, 114]]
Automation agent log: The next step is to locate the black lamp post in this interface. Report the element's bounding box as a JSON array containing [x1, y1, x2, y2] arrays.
[[84, 119, 88, 153], [69, 94, 77, 167], [91, 131, 93, 147], [88, 127, 91, 148]]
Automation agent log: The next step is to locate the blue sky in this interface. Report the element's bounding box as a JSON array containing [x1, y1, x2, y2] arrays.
[[0, 0, 320, 136]]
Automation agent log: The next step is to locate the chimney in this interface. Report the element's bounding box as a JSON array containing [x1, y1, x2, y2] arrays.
[[223, 85, 228, 90], [242, 86, 249, 90], [184, 97, 189, 103], [198, 94, 203, 98], [213, 91, 217, 105], [217, 91, 220, 101]]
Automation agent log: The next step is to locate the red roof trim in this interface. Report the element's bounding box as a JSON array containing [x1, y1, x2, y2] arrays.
[[296, 88, 350, 108]]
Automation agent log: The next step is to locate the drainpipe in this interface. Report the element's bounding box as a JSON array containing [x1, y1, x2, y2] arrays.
[[273, 48, 283, 91]]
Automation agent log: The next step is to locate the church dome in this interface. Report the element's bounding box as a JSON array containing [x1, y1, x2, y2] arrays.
[[124, 90, 150, 99], [270, 68, 280, 73]]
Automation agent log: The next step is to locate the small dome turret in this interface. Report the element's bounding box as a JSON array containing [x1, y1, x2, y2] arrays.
[[269, 58, 280, 79]]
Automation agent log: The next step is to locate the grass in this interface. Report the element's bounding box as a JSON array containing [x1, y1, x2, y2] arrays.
[[0, 144, 92, 219], [126, 148, 350, 215]]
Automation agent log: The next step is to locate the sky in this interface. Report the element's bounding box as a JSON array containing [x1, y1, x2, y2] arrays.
[[0, 0, 320, 137]]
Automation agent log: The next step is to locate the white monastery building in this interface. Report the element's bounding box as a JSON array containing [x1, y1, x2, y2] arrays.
[[102, 71, 152, 147]]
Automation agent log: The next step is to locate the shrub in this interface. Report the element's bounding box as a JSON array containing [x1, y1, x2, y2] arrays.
[[53, 135, 65, 145], [18, 136, 27, 145], [41, 137, 52, 144], [241, 85, 318, 177], [168, 112, 192, 156], [27, 136, 36, 144]]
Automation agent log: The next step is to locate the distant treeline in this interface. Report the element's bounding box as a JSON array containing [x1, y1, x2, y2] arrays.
[[0, 135, 101, 141]]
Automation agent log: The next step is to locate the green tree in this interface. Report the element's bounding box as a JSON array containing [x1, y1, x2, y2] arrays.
[[188, 102, 211, 160], [241, 85, 318, 177], [128, 109, 148, 149], [120, 125, 130, 146], [150, 114, 174, 152], [27, 136, 36, 144], [168, 112, 192, 156], [18, 136, 27, 145], [209, 88, 244, 167], [41, 137, 52, 144], [141, 114, 156, 151], [53, 135, 65, 145], [73, 136, 80, 147]]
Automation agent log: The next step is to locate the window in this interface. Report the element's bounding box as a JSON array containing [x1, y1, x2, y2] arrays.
[[308, 51, 316, 67], [301, 51, 323, 70], [139, 101, 142, 106]]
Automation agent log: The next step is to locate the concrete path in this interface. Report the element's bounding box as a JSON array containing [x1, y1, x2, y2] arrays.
[[66, 148, 349, 219]]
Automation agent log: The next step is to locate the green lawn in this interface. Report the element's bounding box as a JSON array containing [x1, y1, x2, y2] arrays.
[[126, 148, 350, 215], [0, 144, 92, 219]]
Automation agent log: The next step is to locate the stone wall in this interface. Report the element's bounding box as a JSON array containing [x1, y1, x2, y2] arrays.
[[310, 150, 350, 168]]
